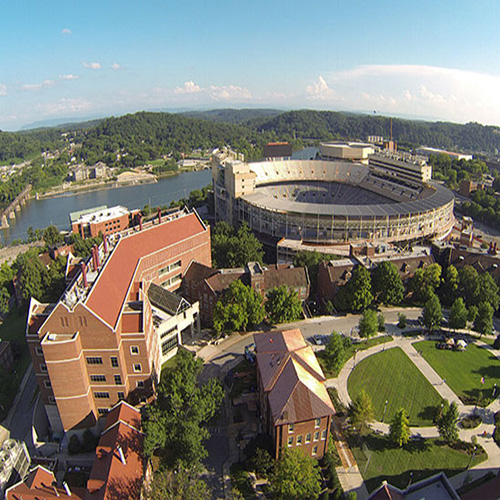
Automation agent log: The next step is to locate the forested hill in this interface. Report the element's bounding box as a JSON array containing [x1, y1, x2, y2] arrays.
[[255, 110, 500, 153], [3, 108, 500, 166]]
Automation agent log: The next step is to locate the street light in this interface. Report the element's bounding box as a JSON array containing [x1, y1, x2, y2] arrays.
[[493, 383, 497, 398], [382, 400, 389, 423], [467, 446, 477, 469]]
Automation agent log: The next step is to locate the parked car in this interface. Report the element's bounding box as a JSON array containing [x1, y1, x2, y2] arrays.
[[313, 334, 323, 345]]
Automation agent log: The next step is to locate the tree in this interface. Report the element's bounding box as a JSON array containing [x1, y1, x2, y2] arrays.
[[477, 272, 500, 311], [293, 250, 333, 293], [458, 266, 480, 307], [449, 297, 468, 331], [336, 266, 373, 312], [389, 408, 411, 447], [143, 468, 208, 500], [437, 401, 459, 444], [422, 293, 442, 333], [265, 286, 303, 325], [440, 265, 459, 305], [270, 448, 321, 500], [348, 389, 374, 432], [143, 349, 224, 467], [358, 309, 378, 340], [251, 447, 274, 478], [411, 263, 442, 303], [372, 261, 404, 305], [324, 332, 348, 374], [473, 301, 494, 338], [43, 225, 63, 246], [213, 280, 265, 335], [397, 313, 407, 329]]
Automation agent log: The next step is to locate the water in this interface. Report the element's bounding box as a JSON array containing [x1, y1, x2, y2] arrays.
[[1, 169, 212, 245]]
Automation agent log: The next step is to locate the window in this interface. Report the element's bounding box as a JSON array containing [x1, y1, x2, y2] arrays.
[[44, 380, 51, 389], [130, 346, 139, 355], [94, 392, 110, 399], [312, 445, 318, 455], [288, 424, 294, 433], [90, 375, 106, 383], [86, 357, 103, 365], [98, 408, 109, 415], [305, 433, 311, 443], [136, 380, 145, 388], [110, 356, 119, 367], [287, 437, 293, 447], [117, 392, 125, 400], [296, 435, 303, 446], [40, 364, 48, 373], [35, 346, 43, 356], [315, 418, 321, 428], [161, 335, 178, 354], [114, 375, 122, 385], [133, 363, 142, 373], [79, 316, 88, 327], [314, 431, 320, 442], [321, 430, 327, 441]]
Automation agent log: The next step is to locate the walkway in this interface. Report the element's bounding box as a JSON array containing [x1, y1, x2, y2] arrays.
[[327, 331, 500, 497]]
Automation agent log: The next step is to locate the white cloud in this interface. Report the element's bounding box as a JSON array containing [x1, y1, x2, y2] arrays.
[[82, 62, 101, 70], [37, 98, 92, 116], [208, 84, 251, 101], [111, 63, 121, 70], [59, 74, 79, 81], [61, 28, 72, 35], [306, 75, 336, 101], [20, 80, 55, 92], [174, 80, 202, 94], [0, 84, 6, 96]]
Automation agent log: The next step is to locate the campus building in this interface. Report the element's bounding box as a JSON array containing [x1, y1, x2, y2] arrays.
[[27, 209, 210, 433], [254, 329, 335, 460]]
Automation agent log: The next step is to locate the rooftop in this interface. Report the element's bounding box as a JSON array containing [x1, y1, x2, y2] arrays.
[[70, 205, 130, 225]]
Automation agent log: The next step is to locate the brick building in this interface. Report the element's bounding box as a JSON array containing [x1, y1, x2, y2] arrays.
[[254, 329, 335, 460], [182, 261, 309, 325], [27, 209, 210, 433]]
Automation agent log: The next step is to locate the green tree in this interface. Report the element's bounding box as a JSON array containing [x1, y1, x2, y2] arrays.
[[411, 263, 442, 303], [143, 349, 224, 467], [437, 401, 459, 444], [143, 468, 208, 500], [397, 313, 407, 329], [43, 225, 64, 246], [477, 272, 500, 311], [358, 309, 378, 340], [348, 389, 375, 432], [293, 250, 333, 293], [251, 448, 275, 478], [449, 297, 468, 331], [372, 261, 404, 305], [324, 332, 348, 374], [440, 265, 459, 305], [265, 285, 303, 325], [336, 266, 373, 312], [458, 266, 480, 307], [213, 280, 265, 335], [389, 408, 411, 447], [473, 301, 494, 338], [422, 293, 442, 333], [270, 448, 322, 500]]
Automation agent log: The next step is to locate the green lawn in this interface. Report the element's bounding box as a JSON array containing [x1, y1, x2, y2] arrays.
[[347, 347, 443, 426], [349, 431, 486, 493], [317, 335, 393, 378], [414, 340, 500, 406]]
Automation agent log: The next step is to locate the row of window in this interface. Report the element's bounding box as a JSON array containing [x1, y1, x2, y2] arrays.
[[287, 430, 326, 447], [158, 260, 182, 276], [90, 374, 123, 385], [288, 419, 321, 433]]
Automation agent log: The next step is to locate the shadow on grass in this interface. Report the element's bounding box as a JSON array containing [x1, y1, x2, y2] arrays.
[[417, 404, 441, 423]]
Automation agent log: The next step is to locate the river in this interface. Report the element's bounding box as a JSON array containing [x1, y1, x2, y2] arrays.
[[0, 169, 212, 245]]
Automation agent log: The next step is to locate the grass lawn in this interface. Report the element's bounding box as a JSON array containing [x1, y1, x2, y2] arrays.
[[414, 340, 500, 406], [349, 431, 487, 493], [347, 347, 443, 426], [317, 335, 393, 379]]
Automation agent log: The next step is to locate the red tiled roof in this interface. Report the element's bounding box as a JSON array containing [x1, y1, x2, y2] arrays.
[[85, 402, 144, 500], [6, 466, 86, 500], [86, 213, 206, 327]]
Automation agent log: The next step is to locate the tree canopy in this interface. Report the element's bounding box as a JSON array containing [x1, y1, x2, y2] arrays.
[[336, 266, 373, 312], [372, 261, 404, 305], [437, 401, 459, 444], [265, 285, 303, 325], [389, 408, 411, 447], [449, 297, 468, 331], [358, 309, 378, 340], [348, 389, 375, 432], [422, 293, 442, 333]]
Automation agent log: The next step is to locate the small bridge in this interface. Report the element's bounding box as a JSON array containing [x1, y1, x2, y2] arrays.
[[0, 185, 32, 229]]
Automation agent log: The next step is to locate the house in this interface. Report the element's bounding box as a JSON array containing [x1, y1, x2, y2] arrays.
[[27, 209, 210, 433], [86, 401, 145, 500], [182, 261, 309, 325], [254, 329, 335, 459]]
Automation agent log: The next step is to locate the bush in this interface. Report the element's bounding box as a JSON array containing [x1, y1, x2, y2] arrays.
[[68, 434, 81, 455], [460, 415, 482, 429]]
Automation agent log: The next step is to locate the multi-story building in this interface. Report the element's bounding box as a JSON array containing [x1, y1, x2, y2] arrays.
[[70, 205, 138, 240], [27, 209, 210, 433], [254, 329, 335, 460]]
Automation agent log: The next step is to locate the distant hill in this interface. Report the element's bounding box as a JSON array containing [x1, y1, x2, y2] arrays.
[[180, 108, 284, 125]]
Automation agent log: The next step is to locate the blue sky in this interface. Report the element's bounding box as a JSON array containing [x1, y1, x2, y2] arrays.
[[1, 0, 500, 130]]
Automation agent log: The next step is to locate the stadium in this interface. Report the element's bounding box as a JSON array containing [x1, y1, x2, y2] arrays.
[[212, 149, 455, 258]]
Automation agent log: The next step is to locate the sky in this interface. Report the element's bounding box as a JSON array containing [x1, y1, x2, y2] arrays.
[[1, 0, 500, 130]]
